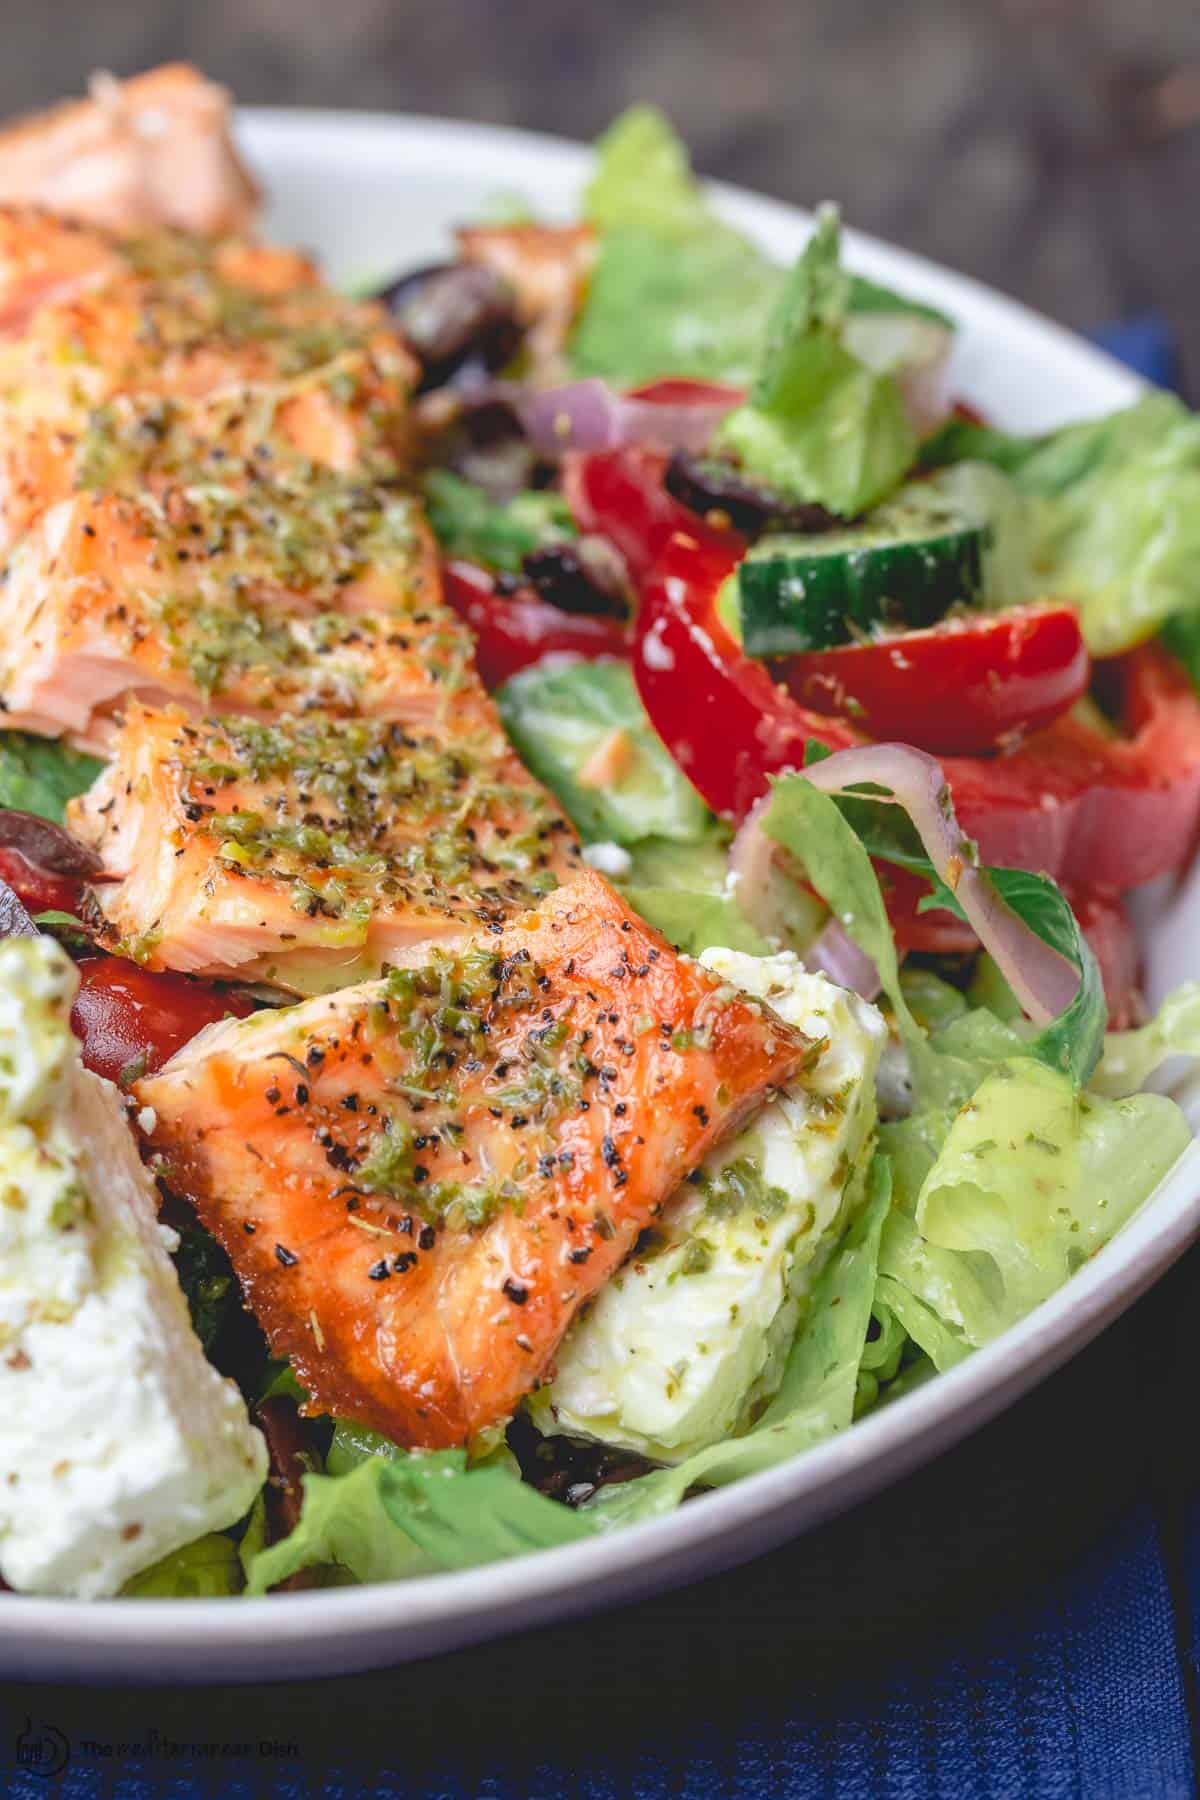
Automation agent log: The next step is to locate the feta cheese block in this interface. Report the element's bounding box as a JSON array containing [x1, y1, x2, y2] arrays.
[[531, 951, 886, 1464], [0, 936, 266, 1598]]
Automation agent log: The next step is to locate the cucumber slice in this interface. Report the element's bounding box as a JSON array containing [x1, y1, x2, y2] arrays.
[[737, 465, 1023, 657]]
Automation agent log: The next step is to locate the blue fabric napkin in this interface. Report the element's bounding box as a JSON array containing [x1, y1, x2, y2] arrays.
[[3, 319, 1197, 1800]]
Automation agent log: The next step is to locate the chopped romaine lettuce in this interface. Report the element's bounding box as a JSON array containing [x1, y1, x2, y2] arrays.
[[1092, 982, 1200, 1098], [759, 771, 934, 1083], [620, 887, 770, 957], [244, 1448, 596, 1592], [879, 1056, 1189, 1363], [714, 207, 918, 517], [583, 1156, 891, 1526], [497, 657, 711, 845], [573, 109, 952, 389], [122, 1533, 244, 1599], [0, 731, 103, 824], [422, 470, 575, 573], [242, 1457, 434, 1592], [925, 393, 1200, 655], [583, 105, 711, 236]]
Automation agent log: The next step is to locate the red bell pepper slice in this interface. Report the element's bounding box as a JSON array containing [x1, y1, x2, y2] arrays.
[[442, 559, 630, 689], [632, 527, 861, 820], [779, 605, 1090, 756]]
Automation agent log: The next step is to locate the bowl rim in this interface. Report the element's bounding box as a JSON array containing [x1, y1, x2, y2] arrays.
[[6, 104, 1193, 1680]]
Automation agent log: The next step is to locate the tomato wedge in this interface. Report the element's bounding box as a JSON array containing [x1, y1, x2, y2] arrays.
[[0, 847, 83, 916], [70, 957, 255, 1085], [442, 559, 630, 688], [779, 606, 1089, 755]]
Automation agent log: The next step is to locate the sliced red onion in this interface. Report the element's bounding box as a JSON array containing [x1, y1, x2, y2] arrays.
[[503, 378, 737, 458], [0, 809, 103, 877], [800, 744, 1081, 1026], [730, 800, 878, 994], [804, 918, 883, 1001]]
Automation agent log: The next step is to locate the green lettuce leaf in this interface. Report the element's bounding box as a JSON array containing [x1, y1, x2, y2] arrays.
[[422, 470, 574, 573], [1092, 982, 1200, 1098], [759, 772, 934, 1080], [0, 731, 103, 823], [243, 1447, 596, 1592], [497, 658, 711, 845], [879, 1056, 1189, 1362], [585, 1155, 891, 1527], [242, 1457, 436, 1592], [122, 1533, 243, 1598], [714, 207, 917, 516], [620, 887, 770, 957], [583, 105, 712, 236], [924, 393, 1200, 655], [573, 109, 950, 388]]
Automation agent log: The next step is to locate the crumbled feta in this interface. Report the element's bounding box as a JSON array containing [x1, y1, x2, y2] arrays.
[[581, 841, 634, 880], [0, 938, 266, 1598], [533, 950, 885, 1463]]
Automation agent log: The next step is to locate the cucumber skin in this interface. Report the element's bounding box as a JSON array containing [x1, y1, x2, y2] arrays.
[[738, 528, 987, 657]]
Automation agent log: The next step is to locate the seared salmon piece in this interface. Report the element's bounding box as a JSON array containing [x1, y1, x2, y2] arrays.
[[69, 704, 580, 991], [0, 208, 122, 335], [136, 871, 811, 1446], [0, 66, 257, 237], [0, 473, 445, 750], [0, 244, 416, 548], [457, 223, 595, 366]]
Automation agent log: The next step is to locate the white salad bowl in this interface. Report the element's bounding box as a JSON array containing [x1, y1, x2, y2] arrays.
[[5, 107, 1198, 1685]]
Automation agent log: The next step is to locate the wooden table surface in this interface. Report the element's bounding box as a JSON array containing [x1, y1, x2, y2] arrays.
[[3, 0, 1198, 396]]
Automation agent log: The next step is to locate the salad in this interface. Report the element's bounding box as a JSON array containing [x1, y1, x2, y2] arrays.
[[1, 74, 1199, 1604]]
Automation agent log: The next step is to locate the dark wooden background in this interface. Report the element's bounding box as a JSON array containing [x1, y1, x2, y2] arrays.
[[5, 1, 1199, 382]]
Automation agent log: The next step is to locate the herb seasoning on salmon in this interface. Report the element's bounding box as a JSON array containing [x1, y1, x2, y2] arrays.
[[136, 870, 811, 1446]]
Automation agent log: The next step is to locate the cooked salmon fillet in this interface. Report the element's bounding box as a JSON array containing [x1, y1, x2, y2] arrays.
[[136, 871, 811, 1446], [0, 66, 257, 237], [0, 470, 446, 750], [69, 703, 580, 991], [0, 230, 416, 551]]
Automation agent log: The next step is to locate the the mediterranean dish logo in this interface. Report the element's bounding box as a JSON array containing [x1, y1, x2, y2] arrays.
[[13, 1718, 299, 1778], [15, 1718, 70, 1780]]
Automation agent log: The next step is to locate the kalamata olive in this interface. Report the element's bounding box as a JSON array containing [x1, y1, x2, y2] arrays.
[[522, 536, 630, 619], [664, 450, 846, 539], [441, 395, 543, 501], [0, 807, 103, 876], [376, 262, 521, 392], [505, 1410, 656, 1506]]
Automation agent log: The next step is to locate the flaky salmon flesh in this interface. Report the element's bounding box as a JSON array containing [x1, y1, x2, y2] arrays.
[[69, 703, 581, 991], [0, 220, 417, 554], [0, 477, 447, 750], [136, 871, 812, 1447], [0, 66, 257, 238]]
